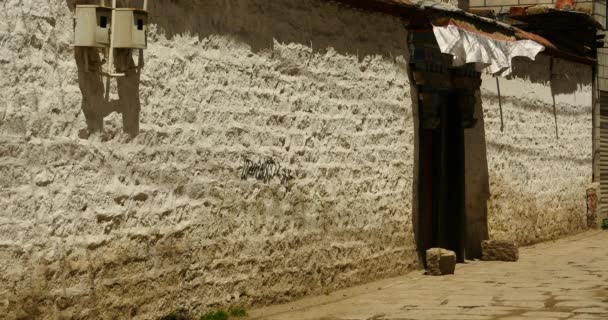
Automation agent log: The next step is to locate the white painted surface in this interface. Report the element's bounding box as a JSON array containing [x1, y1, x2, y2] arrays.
[[480, 55, 593, 244], [0, 0, 417, 318]]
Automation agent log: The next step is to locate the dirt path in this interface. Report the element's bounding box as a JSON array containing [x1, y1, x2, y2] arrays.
[[249, 231, 608, 320]]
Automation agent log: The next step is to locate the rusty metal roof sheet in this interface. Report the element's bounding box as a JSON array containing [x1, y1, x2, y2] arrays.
[[511, 7, 603, 30], [383, 0, 414, 6], [330, 0, 596, 65]]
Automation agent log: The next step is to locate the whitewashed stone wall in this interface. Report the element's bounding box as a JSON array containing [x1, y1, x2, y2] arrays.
[[480, 56, 593, 245], [0, 0, 416, 319]]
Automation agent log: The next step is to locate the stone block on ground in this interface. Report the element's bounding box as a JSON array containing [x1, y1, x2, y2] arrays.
[[586, 182, 599, 228], [482, 240, 519, 262], [426, 248, 456, 276]]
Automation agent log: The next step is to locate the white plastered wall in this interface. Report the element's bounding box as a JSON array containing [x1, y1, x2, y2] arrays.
[[479, 55, 593, 244], [0, 0, 418, 318]]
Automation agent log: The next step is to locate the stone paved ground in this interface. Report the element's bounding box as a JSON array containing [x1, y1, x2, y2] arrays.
[[249, 231, 608, 320]]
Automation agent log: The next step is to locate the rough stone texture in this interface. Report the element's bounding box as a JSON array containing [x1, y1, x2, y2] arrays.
[[481, 240, 519, 262], [476, 55, 592, 246], [0, 0, 416, 319], [425, 248, 456, 276]]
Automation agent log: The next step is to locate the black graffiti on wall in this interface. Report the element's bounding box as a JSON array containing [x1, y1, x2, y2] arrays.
[[240, 158, 294, 184]]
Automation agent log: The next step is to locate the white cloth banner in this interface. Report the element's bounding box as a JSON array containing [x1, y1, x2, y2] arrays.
[[432, 24, 545, 76]]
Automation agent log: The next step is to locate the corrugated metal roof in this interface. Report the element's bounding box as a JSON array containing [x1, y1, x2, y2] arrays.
[[382, 0, 414, 6], [329, 0, 416, 15], [331, 0, 595, 64], [514, 7, 603, 30]]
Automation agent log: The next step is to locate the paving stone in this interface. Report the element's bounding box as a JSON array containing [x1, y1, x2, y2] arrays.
[[554, 300, 608, 308], [522, 311, 572, 318], [497, 292, 546, 301], [443, 295, 494, 308], [387, 311, 447, 320], [552, 282, 597, 290], [435, 315, 491, 320], [336, 312, 384, 319], [501, 318, 561, 320], [496, 300, 546, 309], [570, 314, 608, 319], [426, 248, 456, 276], [572, 307, 608, 314], [505, 281, 540, 288], [482, 240, 519, 261], [462, 308, 514, 316], [554, 295, 597, 301]]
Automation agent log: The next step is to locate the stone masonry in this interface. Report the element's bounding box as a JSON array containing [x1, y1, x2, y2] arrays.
[[425, 248, 457, 276], [0, 0, 417, 319], [482, 240, 519, 262]]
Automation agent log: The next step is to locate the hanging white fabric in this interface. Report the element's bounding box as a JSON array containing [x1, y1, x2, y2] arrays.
[[432, 24, 545, 76]]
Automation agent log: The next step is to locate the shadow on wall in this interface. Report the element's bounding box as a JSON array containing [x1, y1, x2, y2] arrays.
[[464, 92, 490, 259], [498, 56, 592, 139], [74, 48, 141, 137], [70, 0, 142, 137], [69, 0, 406, 59], [68, 0, 407, 137], [509, 55, 592, 95], [144, 0, 404, 58]]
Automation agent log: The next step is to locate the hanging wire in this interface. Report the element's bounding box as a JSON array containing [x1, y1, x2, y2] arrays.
[[550, 58, 559, 139], [496, 76, 504, 132]]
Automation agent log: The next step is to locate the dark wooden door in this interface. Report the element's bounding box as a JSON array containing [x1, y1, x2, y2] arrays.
[[418, 91, 466, 266]]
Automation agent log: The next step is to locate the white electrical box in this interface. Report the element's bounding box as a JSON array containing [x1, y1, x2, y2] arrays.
[[112, 8, 148, 49], [74, 5, 112, 48]]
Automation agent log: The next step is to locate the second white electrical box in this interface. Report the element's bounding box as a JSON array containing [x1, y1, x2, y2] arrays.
[[112, 8, 148, 49]]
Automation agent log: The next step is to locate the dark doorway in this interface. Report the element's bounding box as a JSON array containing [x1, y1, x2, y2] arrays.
[[408, 27, 481, 267], [418, 90, 466, 266]]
